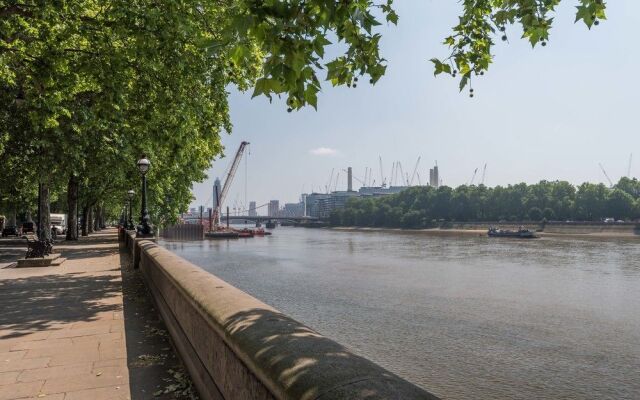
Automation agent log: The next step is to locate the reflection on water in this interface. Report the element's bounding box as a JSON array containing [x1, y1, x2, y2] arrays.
[[160, 228, 640, 400]]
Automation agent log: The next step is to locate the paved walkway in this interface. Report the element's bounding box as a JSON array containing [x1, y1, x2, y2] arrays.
[[0, 229, 195, 400]]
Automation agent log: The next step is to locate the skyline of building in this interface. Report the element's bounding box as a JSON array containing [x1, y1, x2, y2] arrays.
[[282, 202, 304, 217], [248, 201, 257, 217], [268, 200, 280, 217], [429, 164, 439, 188]]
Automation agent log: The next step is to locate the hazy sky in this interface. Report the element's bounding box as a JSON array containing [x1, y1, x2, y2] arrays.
[[190, 1, 640, 212]]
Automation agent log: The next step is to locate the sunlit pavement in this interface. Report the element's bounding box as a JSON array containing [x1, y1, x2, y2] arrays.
[[0, 229, 194, 400]]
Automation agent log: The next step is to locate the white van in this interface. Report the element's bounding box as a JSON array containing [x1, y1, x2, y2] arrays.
[[50, 213, 67, 235]]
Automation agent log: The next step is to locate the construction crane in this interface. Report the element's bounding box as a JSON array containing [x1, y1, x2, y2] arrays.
[[390, 161, 395, 186], [379, 156, 386, 187], [469, 168, 478, 185], [212, 141, 249, 230], [343, 169, 366, 186], [410, 156, 421, 186], [326, 168, 335, 193], [480, 163, 487, 185], [333, 172, 340, 191], [397, 162, 406, 186], [599, 163, 614, 188], [390, 162, 396, 186]]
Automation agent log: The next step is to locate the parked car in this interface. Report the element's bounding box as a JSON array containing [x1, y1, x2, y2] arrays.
[[51, 224, 64, 235], [1, 226, 20, 237], [50, 213, 67, 235], [21, 222, 35, 234]]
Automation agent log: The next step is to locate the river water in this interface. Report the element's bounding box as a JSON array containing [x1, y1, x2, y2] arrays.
[[160, 227, 640, 400]]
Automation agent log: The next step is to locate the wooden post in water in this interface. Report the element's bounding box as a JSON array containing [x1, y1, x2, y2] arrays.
[[226, 206, 230, 229]]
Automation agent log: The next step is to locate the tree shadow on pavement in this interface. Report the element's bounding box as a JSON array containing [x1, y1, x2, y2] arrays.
[[63, 248, 120, 260], [0, 272, 122, 339]]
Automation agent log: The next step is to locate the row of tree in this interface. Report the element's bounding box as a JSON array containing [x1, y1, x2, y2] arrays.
[[329, 178, 640, 228], [0, 1, 606, 239], [0, 0, 398, 238]]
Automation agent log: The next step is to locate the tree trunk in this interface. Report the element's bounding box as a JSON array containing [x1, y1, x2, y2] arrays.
[[88, 206, 94, 234], [97, 204, 103, 230], [101, 208, 106, 229], [93, 204, 100, 231], [38, 183, 51, 240], [7, 204, 16, 226], [66, 175, 79, 240], [81, 206, 88, 236]]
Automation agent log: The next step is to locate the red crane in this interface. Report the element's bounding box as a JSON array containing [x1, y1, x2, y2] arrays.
[[212, 141, 249, 230]]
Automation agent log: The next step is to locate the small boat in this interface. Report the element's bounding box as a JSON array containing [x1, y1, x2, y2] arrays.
[[237, 228, 254, 238], [487, 227, 537, 238], [252, 228, 272, 236]]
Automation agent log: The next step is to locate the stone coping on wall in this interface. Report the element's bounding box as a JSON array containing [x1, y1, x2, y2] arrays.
[[125, 232, 438, 400]]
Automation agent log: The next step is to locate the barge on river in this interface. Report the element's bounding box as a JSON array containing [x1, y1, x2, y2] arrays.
[[487, 227, 538, 238], [205, 228, 272, 240]]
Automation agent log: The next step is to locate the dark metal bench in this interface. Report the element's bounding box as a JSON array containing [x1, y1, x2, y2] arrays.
[[1, 226, 20, 237], [24, 235, 54, 258]]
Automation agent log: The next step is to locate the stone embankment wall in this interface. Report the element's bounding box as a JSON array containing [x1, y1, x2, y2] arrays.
[[123, 232, 438, 400], [543, 221, 639, 235], [445, 222, 539, 231], [444, 221, 639, 236]]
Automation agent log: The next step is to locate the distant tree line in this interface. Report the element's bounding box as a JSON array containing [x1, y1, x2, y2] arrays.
[[329, 178, 640, 229]]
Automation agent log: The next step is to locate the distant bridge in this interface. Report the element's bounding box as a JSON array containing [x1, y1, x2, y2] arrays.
[[183, 215, 319, 224]]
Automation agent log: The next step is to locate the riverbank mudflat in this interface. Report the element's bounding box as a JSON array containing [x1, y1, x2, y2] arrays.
[[330, 223, 639, 239]]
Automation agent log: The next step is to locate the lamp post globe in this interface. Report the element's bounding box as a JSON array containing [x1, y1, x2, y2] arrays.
[[136, 155, 154, 237], [137, 157, 150, 175], [127, 190, 135, 230]]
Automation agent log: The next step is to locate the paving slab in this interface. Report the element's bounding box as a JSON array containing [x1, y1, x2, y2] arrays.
[[0, 380, 43, 400], [0, 372, 18, 386], [17, 363, 93, 383], [0, 229, 198, 399]]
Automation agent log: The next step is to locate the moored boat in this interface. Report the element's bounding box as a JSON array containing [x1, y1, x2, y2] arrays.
[[205, 231, 239, 239], [487, 227, 537, 238], [237, 228, 254, 238]]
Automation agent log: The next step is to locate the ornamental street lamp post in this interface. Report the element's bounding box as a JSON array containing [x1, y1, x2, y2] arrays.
[[136, 155, 154, 237], [121, 204, 126, 228], [127, 190, 135, 230]]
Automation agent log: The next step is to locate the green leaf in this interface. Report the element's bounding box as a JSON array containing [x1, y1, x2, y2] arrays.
[[459, 76, 469, 92], [386, 11, 399, 25], [304, 85, 319, 110]]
